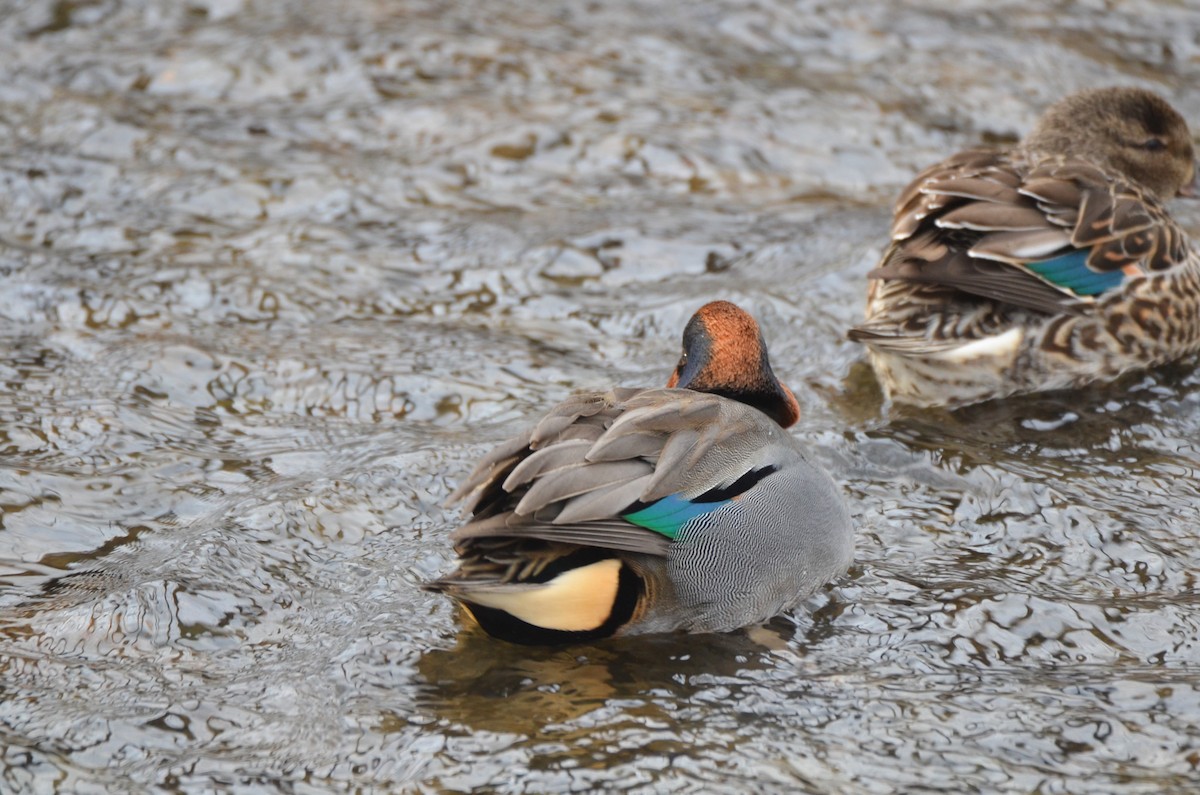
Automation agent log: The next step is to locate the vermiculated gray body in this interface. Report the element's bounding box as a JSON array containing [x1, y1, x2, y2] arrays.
[[429, 387, 854, 641], [643, 456, 852, 634]]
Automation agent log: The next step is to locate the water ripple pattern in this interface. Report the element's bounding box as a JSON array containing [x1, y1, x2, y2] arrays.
[[1, 1, 1199, 792]]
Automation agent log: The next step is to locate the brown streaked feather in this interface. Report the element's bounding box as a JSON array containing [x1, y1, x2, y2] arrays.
[[891, 149, 1017, 240], [1091, 229, 1154, 269], [845, 324, 967, 353], [873, 149, 1190, 314], [922, 172, 1024, 201], [1073, 188, 1154, 248], [891, 194, 949, 240], [1144, 223, 1189, 272], [872, 246, 1084, 316], [969, 228, 1073, 262], [1019, 176, 1081, 208], [938, 203, 1051, 231], [853, 89, 1200, 408]]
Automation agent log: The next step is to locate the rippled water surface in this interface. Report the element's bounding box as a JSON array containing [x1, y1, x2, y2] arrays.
[[3, 0, 1200, 792]]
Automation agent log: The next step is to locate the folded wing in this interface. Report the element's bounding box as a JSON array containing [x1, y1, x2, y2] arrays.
[[446, 387, 785, 557], [872, 149, 1188, 315]]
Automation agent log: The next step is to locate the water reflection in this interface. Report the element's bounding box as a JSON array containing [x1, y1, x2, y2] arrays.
[[416, 620, 807, 733]]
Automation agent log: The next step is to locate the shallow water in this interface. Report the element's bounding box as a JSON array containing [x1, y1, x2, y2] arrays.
[[2, 0, 1200, 792]]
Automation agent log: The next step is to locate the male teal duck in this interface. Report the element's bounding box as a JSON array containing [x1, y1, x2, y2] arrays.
[[849, 87, 1200, 407], [426, 301, 854, 645]]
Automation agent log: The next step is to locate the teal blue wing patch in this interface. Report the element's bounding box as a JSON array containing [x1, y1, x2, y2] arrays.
[[1027, 249, 1125, 297], [622, 494, 729, 540]]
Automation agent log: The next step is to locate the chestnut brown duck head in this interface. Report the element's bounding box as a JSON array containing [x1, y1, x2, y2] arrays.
[[667, 300, 801, 428]]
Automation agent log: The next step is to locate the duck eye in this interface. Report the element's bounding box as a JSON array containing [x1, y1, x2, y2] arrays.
[[1140, 138, 1167, 152]]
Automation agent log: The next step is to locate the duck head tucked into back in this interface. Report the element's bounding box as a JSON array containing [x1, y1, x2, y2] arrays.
[[666, 300, 801, 428], [1024, 86, 1197, 200]]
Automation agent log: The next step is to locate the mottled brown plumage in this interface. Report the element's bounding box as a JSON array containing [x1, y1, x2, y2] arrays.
[[850, 87, 1200, 407]]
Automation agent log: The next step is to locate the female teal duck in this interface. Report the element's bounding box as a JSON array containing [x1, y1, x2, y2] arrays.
[[849, 87, 1200, 407], [426, 301, 853, 645]]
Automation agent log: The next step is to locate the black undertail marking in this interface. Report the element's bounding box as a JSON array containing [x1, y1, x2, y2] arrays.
[[462, 549, 644, 646]]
